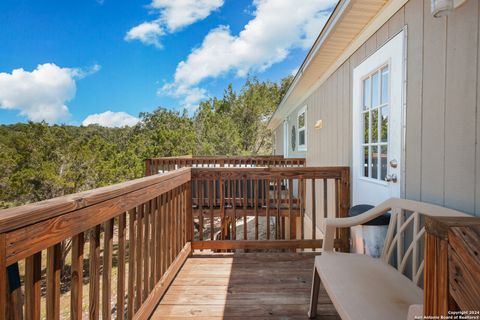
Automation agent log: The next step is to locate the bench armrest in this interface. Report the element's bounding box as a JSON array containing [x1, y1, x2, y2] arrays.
[[322, 201, 392, 251], [322, 197, 469, 252]]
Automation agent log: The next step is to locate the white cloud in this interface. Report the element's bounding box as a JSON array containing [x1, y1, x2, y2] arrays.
[[151, 0, 224, 32], [0, 63, 100, 122], [124, 22, 164, 48], [82, 111, 140, 128], [162, 0, 337, 108], [125, 0, 224, 48], [71, 63, 102, 79], [160, 83, 208, 111]]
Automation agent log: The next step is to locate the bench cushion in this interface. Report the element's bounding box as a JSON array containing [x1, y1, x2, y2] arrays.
[[315, 252, 423, 320]]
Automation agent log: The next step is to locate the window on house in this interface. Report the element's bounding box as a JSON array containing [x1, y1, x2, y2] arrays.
[[298, 107, 306, 150]]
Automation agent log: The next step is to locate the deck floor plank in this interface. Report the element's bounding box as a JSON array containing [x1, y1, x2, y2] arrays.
[[151, 253, 339, 319]]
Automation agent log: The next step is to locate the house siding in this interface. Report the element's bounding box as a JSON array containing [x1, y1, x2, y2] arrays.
[[273, 0, 480, 217], [273, 124, 283, 156]]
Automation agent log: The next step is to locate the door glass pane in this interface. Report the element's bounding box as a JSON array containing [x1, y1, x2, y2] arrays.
[[371, 145, 378, 179], [363, 146, 369, 177], [381, 67, 389, 104], [381, 145, 388, 181], [371, 71, 379, 107], [363, 112, 370, 143], [371, 109, 378, 143], [298, 112, 305, 128], [380, 106, 389, 143], [363, 77, 371, 110], [299, 129, 305, 146]]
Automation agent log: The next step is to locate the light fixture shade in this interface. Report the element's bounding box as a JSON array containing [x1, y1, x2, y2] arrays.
[[431, 0, 454, 17]]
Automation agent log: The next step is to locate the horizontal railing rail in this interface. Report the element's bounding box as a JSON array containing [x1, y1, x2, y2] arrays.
[[190, 167, 350, 252], [144, 155, 306, 176], [0, 168, 192, 320]]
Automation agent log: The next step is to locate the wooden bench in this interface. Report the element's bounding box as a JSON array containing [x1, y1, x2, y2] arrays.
[[308, 198, 469, 320]]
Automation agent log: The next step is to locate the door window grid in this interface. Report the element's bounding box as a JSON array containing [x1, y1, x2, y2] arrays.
[[362, 66, 389, 181]]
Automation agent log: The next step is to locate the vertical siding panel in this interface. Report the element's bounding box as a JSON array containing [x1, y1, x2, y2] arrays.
[[421, 0, 447, 205], [337, 66, 345, 165], [377, 23, 389, 47], [319, 84, 325, 165], [444, 0, 478, 214], [313, 91, 319, 165], [328, 75, 334, 165], [404, 0, 424, 201], [352, 44, 366, 69], [322, 79, 328, 165], [388, 7, 405, 37], [332, 71, 339, 165], [309, 93, 317, 165], [276, 125, 284, 155], [344, 60, 352, 167], [317, 85, 323, 164], [365, 34, 377, 57], [477, 2, 480, 217]]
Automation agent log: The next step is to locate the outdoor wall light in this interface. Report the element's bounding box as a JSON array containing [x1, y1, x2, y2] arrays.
[[431, 0, 466, 17], [314, 119, 323, 130]]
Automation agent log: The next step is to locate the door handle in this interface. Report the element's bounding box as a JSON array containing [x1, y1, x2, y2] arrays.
[[389, 159, 398, 168], [384, 174, 398, 183]]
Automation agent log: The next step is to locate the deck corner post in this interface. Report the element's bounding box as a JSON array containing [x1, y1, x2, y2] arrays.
[[145, 158, 152, 176]]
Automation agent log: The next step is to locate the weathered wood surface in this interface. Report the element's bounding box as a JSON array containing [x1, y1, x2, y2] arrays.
[[0, 168, 191, 233], [0, 164, 349, 319], [4, 170, 190, 266], [192, 239, 325, 250], [190, 166, 350, 251], [151, 253, 339, 319], [134, 243, 191, 320], [424, 216, 480, 317], [191, 167, 345, 179], [145, 156, 306, 176], [1, 171, 192, 320], [448, 225, 480, 311]]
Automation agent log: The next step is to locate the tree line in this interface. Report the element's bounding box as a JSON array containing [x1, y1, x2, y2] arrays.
[[0, 76, 292, 208]]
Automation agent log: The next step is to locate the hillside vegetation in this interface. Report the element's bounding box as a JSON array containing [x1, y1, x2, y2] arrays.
[[0, 76, 292, 208]]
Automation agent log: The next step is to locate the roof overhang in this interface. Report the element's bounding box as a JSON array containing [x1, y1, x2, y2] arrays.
[[268, 0, 408, 130]]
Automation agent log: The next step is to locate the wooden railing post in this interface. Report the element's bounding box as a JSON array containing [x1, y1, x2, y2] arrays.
[[337, 167, 350, 252], [424, 216, 480, 317], [145, 159, 152, 176], [186, 180, 193, 244]]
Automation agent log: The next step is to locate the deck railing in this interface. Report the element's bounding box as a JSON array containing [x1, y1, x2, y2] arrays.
[[0, 168, 192, 320], [0, 164, 350, 319], [144, 155, 306, 175], [190, 167, 350, 251]]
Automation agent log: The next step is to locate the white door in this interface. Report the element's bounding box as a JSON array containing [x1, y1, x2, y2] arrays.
[[352, 30, 405, 206]]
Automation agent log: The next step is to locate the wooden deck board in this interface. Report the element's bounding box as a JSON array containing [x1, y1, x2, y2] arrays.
[[150, 253, 339, 319]]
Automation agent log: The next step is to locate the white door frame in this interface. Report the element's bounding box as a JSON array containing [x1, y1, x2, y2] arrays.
[[352, 29, 406, 206]]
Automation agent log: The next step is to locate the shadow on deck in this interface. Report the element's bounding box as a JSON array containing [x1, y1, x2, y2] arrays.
[[151, 252, 339, 319]]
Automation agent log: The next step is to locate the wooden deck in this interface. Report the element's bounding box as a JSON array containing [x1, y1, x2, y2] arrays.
[[151, 253, 340, 319]]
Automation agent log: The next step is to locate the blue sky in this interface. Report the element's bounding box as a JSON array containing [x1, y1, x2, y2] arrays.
[[0, 0, 336, 127]]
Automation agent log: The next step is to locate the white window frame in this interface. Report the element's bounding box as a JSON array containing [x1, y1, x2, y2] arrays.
[[283, 120, 289, 157], [297, 106, 307, 151]]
